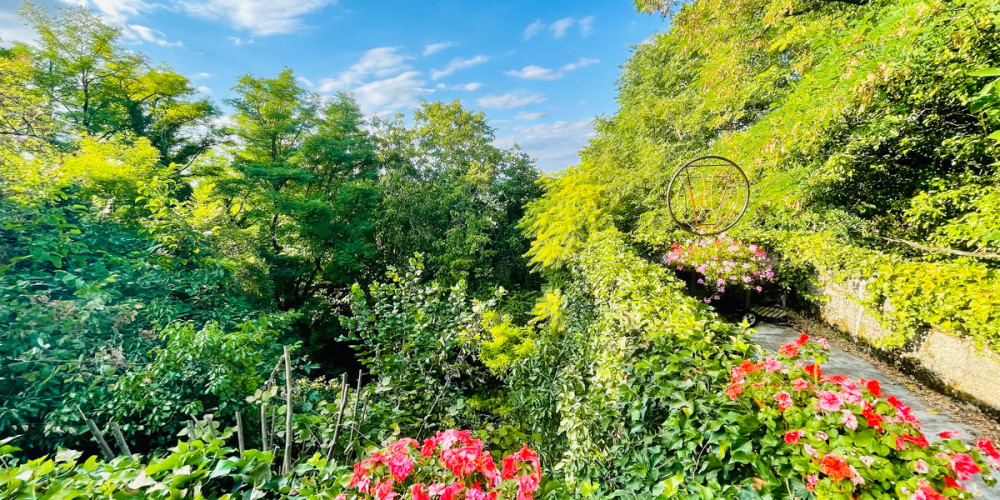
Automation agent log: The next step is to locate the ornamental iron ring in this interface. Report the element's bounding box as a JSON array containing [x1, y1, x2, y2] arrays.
[[666, 155, 749, 236]]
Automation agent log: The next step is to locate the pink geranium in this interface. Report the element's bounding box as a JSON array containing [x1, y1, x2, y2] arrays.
[[817, 390, 843, 412]]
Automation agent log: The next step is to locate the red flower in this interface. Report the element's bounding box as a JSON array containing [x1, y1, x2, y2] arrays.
[[819, 454, 854, 481], [420, 437, 437, 458], [938, 430, 962, 439], [902, 433, 929, 449], [913, 486, 948, 499], [824, 374, 847, 384], [779, 343, 799, 358], [862, 408, 884, 432], [865, 379, 882, 398], [796, 333, 810, 345], [948, 453, 981, 481], [517, 473, 541, 500], [803, 364, 823, 378], [784, 430, 804, 445], [978, 439, 1000, 460], [738, 359, 757, 375], [411, 484, 430, 500], [944, 475, 965, 491], [502, 455, 519, 479], [726, 383, 743, 401]]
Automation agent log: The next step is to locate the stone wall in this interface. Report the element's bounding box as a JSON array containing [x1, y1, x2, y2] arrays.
[[807, 274, 1000, 418]]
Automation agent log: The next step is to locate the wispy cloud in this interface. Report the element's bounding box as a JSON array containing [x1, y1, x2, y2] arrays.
[[476, 90, 546, 110], [319, 47, 412, 92], [579, 16, 595, 37], [496, 118, 595, 172], [181, 0, 337, 36], [352, 71, 433, 116], [515, 111, 546, 120], [506, 58, 600, 81], [228, 36, 254, 45], [123, 24, 183, 47], [423, 41, 456, 56], [523, 19, 545, 40], [315, 47, 430, 116], [522, 16, 596, 41], [453, 82, 483, 91], [549, 17, 573, 39], [430, 55, 488, 80]]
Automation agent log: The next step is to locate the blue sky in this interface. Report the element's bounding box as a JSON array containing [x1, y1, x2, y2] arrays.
[[0, 0, 668, 171]]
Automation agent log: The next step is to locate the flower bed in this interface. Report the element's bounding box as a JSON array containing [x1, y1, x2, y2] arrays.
[[729, 334, 999, 498], [664, 237, 774, 303], [340, 429, 541, 500]]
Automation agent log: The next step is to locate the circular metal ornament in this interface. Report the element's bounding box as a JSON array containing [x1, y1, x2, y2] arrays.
[[667, 155, 749, 236]]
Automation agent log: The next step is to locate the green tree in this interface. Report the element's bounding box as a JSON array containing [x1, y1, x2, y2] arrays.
[[375, 100, 541, 294], [14, 2, 218, 168]]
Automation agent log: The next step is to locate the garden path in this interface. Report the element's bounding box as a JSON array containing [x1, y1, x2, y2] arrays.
[[752, 323, 1000, 499]]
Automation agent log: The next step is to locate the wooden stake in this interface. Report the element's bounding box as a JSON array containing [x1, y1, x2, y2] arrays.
[[235, 411, 245, 454], [347, 372, 362, 449], [109, 422, 131, 456], [260, 403, 268, 452], [282, 345, 293, 475], [76, 407, 114, 460], [326, 373, 349, 461]]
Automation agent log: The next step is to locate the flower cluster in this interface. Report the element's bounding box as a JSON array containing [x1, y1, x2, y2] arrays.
[[729, 334, 998, 498], [339, 429, 541, 500], [663, 237, 773, 303]]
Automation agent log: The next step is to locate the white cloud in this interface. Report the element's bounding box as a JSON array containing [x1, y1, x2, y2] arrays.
[[352, 71, 433, 117], [515, 111, 546, 120], [195, 85, 211, 94], [522, 19, 544, 40], [560, 57, 600, 72], [430, 55, 488, 80], [228, 36, 254, 45], [453, 82, 482, 91], [476, 90, 546, 110], [423, 41, 456, 56], [181, 0, 336, 36], [506, 65, 561, 81], [578, 16, 595, 37], [193, 72, 212, 79], [522, 17, 595, 41], [549, 17, 573, 39], [496, 118, 595, 172], [122, 24, 182, 47], [318, 47, 411, 92], [506, 58, 600, 81], [69, 0, 153, 24]]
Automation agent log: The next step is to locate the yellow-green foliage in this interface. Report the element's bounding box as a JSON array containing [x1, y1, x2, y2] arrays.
[[758, 230, 1000, 351], [471, 309, 535, 374]]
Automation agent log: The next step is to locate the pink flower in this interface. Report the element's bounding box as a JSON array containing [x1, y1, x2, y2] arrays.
[[819, 338, 830, 350], [914, 459, 929, 474], [792, 379, 809, 392], [949, 453, 982, 481], [840, 382, 863, 405], [817, 391, 844, 412], [517, 473, 541, 500], [774, 391, 793, 412], [816, 431, 828, 441], [764, 357, 783, 372], [465, 485, 488, 500], [439, 483, 465, 500], [784, 430, 804, 445], [806, 474, 818, 491], [388, 452, 414, 481], [841, 409, 858, 430], [860, 455, 875, 467], [804, 443, 820, 458], [374, 480, 397, 500]]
